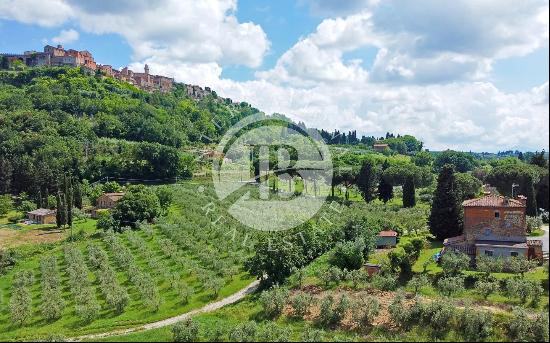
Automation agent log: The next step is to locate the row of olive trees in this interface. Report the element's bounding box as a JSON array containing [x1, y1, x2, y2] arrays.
[[260, 286, 380, 330], [123, 229, 197, 306], [171, 318, 300, 342], [389, 292, 548, 341], [87, 243, 129, 314], [103, 232, 161, 311], [64, 245, 101, 323], [9, 270, 33, 326], [40, 256, 64, 322]]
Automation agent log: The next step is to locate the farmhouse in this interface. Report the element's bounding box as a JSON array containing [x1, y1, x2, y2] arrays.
[[26, 208, 56, 225], [96, 192, 125, 209], [443, 194, 543, 260], [373, 143, 389, 152], [92, 192, 125, 218]]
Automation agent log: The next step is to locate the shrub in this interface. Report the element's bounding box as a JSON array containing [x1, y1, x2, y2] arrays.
[[319, 266, 343, 287], [505, 278, 543, 304], [526, 215, 543, 233], [437, 275, 464, 296], [329, 239, 365, 270], [316, 295, 336, 328], [422, 300, 456, 338], [388, 247, 412, 276], [354, 295, 380, 327], [388, 291, 422, 329], [440, 251, 470, 276], [257, 322, 291, 342], [476, 255, 504, 275], [474, 279, 500, 299], [509, 308, 549, 342], [508, 256, 537, 277], [345, 269, 366, 289], [259, 285, 289, 318], [370, 273, 398, 291], [229, 321, 258, 342], [172, 318, 199, 342], [291, 292, 314, 319], [333, 294, 352, 325], [408, 274, 429, 294], [301, 327, 324, 342], [459, 307, 493, 342]]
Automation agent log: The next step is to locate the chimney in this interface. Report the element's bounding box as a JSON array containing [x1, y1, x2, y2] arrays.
[[516, 195, 527, 206]]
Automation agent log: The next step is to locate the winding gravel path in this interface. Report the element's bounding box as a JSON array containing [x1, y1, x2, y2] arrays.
[[69, 280, 260, 342]]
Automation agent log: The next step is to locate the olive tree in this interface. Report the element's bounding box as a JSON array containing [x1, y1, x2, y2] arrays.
[[459, 307, 493, 342], [172, 318, 199, 342]]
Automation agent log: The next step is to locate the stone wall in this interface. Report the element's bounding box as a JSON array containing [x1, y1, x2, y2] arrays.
[[464, 206, 526, 244]]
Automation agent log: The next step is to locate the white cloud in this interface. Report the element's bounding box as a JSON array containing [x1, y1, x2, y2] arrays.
[[0, 0, 73, 27], [51, 29, 79, 45], [1, 0, 548, 151], [260, 0, 548, 85], [0, 0, 270, 69], [212, 79, 549, 152]]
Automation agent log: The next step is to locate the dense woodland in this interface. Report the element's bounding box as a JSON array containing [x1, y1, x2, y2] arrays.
[[0, 67, 261, 199]]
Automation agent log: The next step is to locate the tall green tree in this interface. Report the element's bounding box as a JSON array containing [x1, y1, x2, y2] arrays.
[[530, 151, 548, 168], [402, 175, 416, 208], [356, 160, 377, 203], [378, 160, 393, 203], [429, 164, 463, 240], [64, 175, 73, 228], [73, 179, 83, 209], [55, 192, 63, 229], [0, 157, 12, 194], [523, 174, 538, 216]]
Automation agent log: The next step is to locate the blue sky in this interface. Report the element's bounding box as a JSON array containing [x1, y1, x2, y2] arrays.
[[0, 0, 548, 151]]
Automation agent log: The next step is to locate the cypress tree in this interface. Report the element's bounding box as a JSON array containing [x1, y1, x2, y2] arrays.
[[73, 179, 82, 209], [356, 160, 376, 202], [429, 164, 463, 240], [402, 175, 416, 208], [66, 177, 73, 228], [378, 160, 393, 203], [62, 192, 68, 229], [55, 193, 62, 229], [522, 175, 537, 216]]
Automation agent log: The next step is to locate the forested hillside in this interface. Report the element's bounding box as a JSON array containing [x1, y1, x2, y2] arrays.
[[0, 67, 260, 200]]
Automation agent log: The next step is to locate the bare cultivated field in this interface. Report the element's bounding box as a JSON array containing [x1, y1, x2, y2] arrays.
[[0, 226, 63, 248]]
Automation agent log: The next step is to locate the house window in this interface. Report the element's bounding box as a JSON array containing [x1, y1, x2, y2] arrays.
[[494, 211, 500, 218], [484, 250, 494, 257], [510, 251, 519, 257]]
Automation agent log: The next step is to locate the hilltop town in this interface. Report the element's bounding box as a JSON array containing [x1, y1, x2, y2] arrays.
[[1, 45, 225, 101]]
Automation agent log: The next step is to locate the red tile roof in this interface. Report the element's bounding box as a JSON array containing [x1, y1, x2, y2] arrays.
[[462, 195, 525, 208], [378, 230, 398, 237]]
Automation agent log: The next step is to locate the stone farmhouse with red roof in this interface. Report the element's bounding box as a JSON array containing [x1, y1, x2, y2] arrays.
[[444, 194, 543, 260]]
